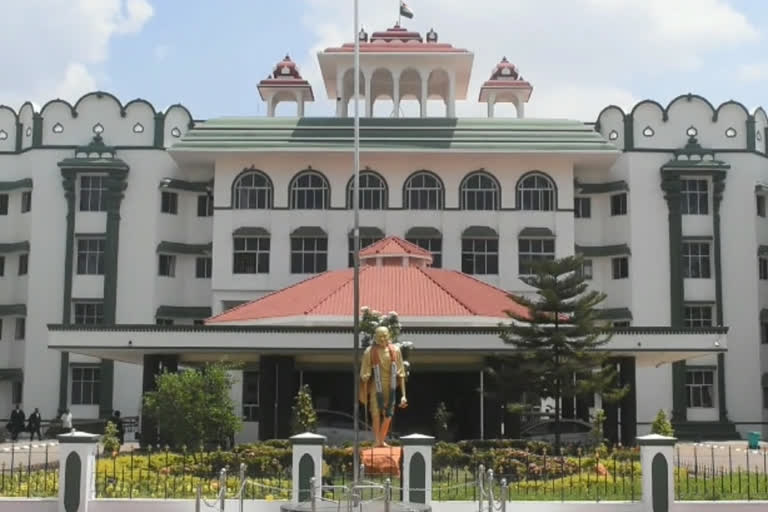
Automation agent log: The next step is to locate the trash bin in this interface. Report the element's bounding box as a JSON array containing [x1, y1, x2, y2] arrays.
[[748, 431, 761, 450]]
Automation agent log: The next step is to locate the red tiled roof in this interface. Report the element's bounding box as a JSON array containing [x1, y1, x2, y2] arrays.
[[358, 236, 432, 259], [207, 266, 529, 324]]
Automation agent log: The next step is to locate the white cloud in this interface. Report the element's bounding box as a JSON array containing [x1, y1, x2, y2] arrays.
[[0, 0, 154, 108], [300, 0, 758, 120]]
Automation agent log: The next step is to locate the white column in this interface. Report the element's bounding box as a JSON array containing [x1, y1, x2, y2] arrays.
[[420, 73, 428, 118], [336, 67, 345, 118], [57, 431, 100, 512], [517, 99, 525, 119], [401, 434, 435, 506], [342, 99, 349, 118], [267, 95, 276, 117], [447, 72, 456, 118], [393, 73, 401, 118], [487, 93, 496, 119], [365, 71, 373, 117], [297, 100, 305, 117], [290, 432, 325, 503], [638, 434, 676, 512]]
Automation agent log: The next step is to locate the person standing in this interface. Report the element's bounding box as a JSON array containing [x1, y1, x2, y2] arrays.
[[28, 408, 42, 441], [61, 408, 73, 432], [9, 404, 25, 441]]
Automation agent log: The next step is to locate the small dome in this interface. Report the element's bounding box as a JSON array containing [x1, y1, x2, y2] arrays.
[[489, 57, 520, 81], [272, 55, 303, 79]]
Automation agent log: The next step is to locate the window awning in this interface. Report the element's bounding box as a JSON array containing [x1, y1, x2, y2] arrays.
[[0, 304, 26, 316], [596, 308, 633, 320], [156, 306, 212, 319], [0, 241, 30, 254], [0, 369, 23, 382], [348, 227, 385, 239], [405, 227, 441, 239], [233, 227, 270, 237], [291, 226, 327, 237], [462, 226, 498, 238], [519, 227, 554, 238], [156, 241, 212, 255], [576, 244, 631, 257]]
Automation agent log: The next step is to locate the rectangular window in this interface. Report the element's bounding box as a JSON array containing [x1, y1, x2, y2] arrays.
[[158, 254, 176, 277], [196, 257, 212, 278], [405, 238, 443, 268], [758, 195, 766, 218], [613, 320, 631, 327], [682, 242, 711, 278], [0, 194, 8, 215], [0, 256, 4, 276], [610, 193, 627, 216], [156, 318, 174, 326], [193, 319, 205, 326], [233, 237, 270, 274], [76, 238, 105, 275], [762, 322, 768, 344], [74, 302, 104, 325], [761, 257, 768, 280], [681, 179, 709, 215], [518, 238, 555, 275], [21, 191, 31, 213], [611, 257, 629, 279], [461, 238, 499, 275], [0, 318, 2, 340], [579, 259, 593, 280], [197, 194, 213, 217], [763, 386, 768, 409], [290, 237, 327, 274], [18, 253, 28, 276], [79, 176, 106, 212], [14, 318, 25, 340], [242, 370, 260, 421], [161, 191, 178, 214], [348, 236, 383, 268], [71, 366, 101, 405], [574, 197, 591, 219], [686, 369, 714, 408], [684, 305, 713, 327]]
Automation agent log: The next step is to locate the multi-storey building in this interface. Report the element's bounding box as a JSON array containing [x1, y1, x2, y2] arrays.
[[2, 24, 763, 441]]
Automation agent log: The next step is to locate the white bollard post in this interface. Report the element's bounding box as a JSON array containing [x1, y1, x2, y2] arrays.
[[290, 432, 326, 503], [57, 430, 100, 512], [401, 434, 435, 506], [637, 434, 677, 512]]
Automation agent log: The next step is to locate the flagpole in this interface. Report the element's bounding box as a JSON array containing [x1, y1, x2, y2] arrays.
[[398, 0, 401, 25], [352, 0, 362, 486]]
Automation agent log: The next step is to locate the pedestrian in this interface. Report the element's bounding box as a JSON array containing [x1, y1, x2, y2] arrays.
[[61, 408, 73, 432], [9, 404, 25, 441], [28, 408, 43, 441], [110, 410, 124, 445]]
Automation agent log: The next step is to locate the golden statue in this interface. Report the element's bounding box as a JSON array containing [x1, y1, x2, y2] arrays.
[[359, 326, 408, 447]]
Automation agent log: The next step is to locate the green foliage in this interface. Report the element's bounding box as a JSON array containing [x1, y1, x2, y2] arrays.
[[433, 402, 454, 440], [590, 409, 606, 447], [103, 421, 121, 455], [651, 409, 675, 437], [498, 255, 628, 453], [143, 362, 242, 450], [291, 385, 318, 434]]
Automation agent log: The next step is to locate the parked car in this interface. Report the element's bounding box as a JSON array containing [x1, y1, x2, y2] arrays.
[[315, 410, 375, 445], [520, 419, 593, 445]]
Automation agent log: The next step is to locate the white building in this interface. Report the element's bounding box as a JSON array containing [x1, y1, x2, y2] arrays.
[[1, 24, 762, 442]]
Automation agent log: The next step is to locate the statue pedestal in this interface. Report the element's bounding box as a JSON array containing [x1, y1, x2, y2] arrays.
[[360, 446, 402, 477]]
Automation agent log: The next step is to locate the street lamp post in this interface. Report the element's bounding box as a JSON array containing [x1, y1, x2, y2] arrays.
[[351, 0, 362, 485]]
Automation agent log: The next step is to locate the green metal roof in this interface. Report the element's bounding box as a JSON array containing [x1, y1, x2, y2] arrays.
[[169, 117, 619, 154]]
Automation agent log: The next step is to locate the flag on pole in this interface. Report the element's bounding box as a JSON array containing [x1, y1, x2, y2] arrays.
[[400, 1, 414, 19]]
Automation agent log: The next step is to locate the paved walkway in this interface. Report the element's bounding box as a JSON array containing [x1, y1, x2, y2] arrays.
[[675, 441, 768, 473]]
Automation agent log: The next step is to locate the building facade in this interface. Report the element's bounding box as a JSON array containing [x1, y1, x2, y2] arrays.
[[1, 25, 764, 440]]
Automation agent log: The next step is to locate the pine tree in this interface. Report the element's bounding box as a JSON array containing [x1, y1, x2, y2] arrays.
[[651, 409, 675, 437], [499, 255, 627, 454], [291, 385, 318, 434]]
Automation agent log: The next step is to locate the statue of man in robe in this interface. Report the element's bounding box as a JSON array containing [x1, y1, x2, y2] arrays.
[[359, 326, 408, 447]]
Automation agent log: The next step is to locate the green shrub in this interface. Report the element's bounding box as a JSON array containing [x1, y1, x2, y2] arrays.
[[102, 421, 121, 455], [651, 409, 675, 437], [290, 385, 317, 434]]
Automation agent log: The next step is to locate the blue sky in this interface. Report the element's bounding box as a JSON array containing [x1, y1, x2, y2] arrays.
[[2, 0, 768, 121]]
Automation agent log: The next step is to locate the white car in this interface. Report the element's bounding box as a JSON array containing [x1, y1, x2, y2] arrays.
[[315, 410, 375, 445], [520, 419, 594, 445]]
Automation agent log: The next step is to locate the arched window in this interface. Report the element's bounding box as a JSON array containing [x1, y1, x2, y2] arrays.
[[232, 169, 273, 209], [461, 226, 499, 275], [403, 171, 443, 210], [517, 172, 556, 211], [347, 171, 388, 210], [290, 170, 330, 209], [460, 171, 500, 210]]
